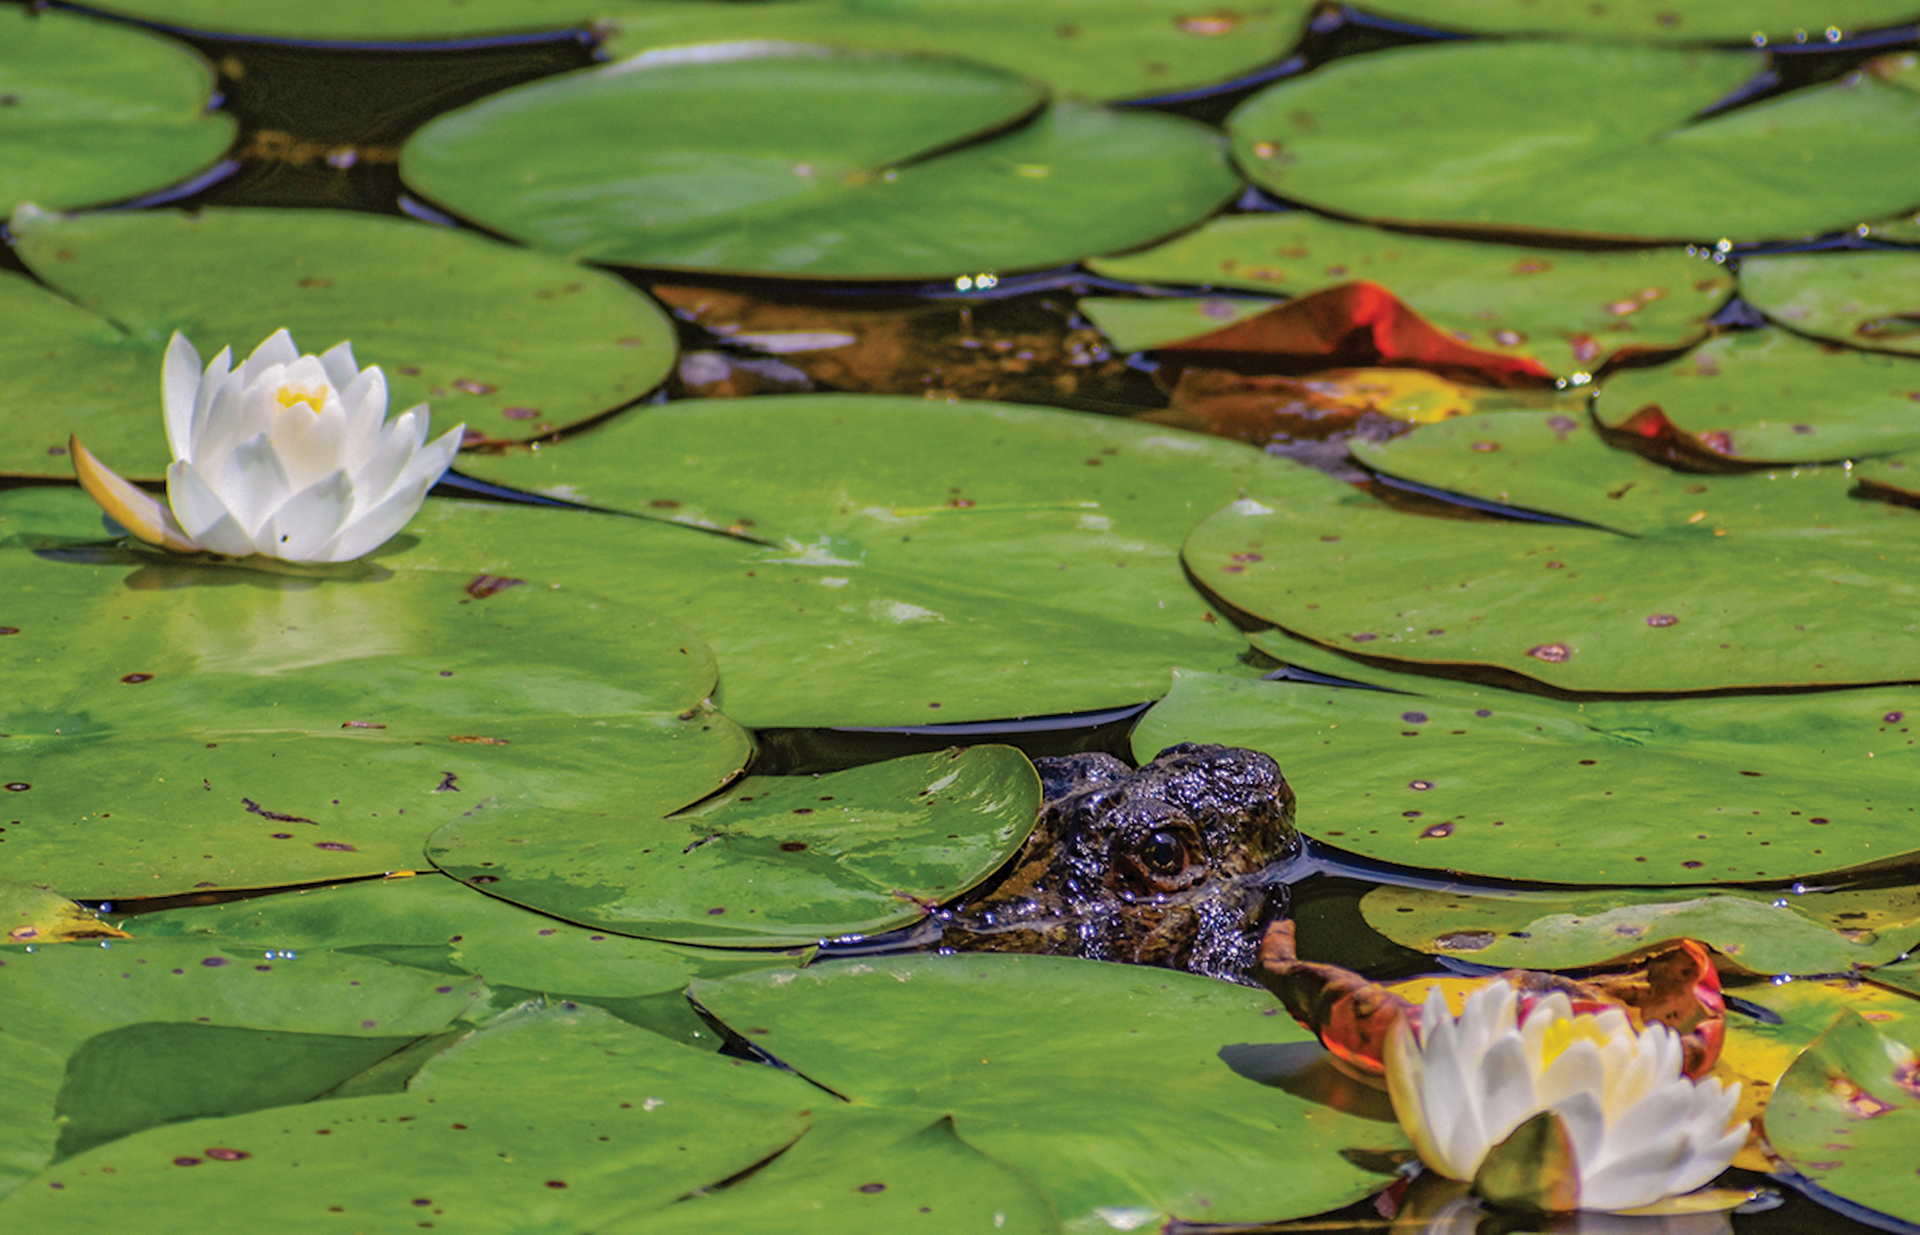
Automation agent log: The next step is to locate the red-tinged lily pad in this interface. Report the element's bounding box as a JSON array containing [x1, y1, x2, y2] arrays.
[[1194, 409, 1920, 692], [1592, 328, 1920, 463], [1086, 213, 1732, 376], [1150, 281, 1557, 388], [1766, 1011, 1920, 1225]]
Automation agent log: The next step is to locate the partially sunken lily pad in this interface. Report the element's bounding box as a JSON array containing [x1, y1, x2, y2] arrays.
[[691, 953, 1408, 1227], [1592, 329, 1920, 463], [0, 1004, 826, 1232], [1358, 883, 1920, 974], [383, 494, 1256, 730], [1353, 0, 1919, 42], [0, 938, 489, 1196], [1741, 250, 1920, 357], [0, 554, 746, 896], [427, 746, 1041, 946], [1766, 1011, 1920, 1226], [0, 7, 234, 214], [1134, 669, 1920, 885], [1228, 42, 1920, 243], [1195, 410, 1920, 692], [401, 43, 1241, 277], [2, 205, 676, 477], [600, 0, 1317, 103], [1086, 214, 1732, 375]]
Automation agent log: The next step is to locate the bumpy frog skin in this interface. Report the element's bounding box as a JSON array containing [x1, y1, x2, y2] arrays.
[[943, 742, 1298, 982]]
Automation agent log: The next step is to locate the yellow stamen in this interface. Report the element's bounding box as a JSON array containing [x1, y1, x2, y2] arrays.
[[276, 384, 326, 413]]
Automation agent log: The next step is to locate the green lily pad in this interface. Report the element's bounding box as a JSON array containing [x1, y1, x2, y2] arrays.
[[1078, 294, 1276, 352], [0, 7, 234, 214], [401, 43, 1241, 278], [600, 0, 1315, 103], [1765, 1011, 1920, 1225], [117, 873, 797, 997], [1086, 213, 1733, 375], [691, 953, 1407, 1228], [1591, 329, 1920, 463], [0, 1003, 825, 1232], [1228, 41, 1920, 243], [0, 552, 747, 896], [36, 0, 661, 40], [1195, 410, 1920, 692], [1858, 454, 1920, 504], [1358, 883, 1920, 974], [1134, 668, 1920, 884], [2, 205, 676, 478], [0, 937, 489, 1196], [602, 1107, 1060, 1235], [427, 745, 1041, 945], [1351, 0, 1920, 42], [1741, 250, 1920, 358]]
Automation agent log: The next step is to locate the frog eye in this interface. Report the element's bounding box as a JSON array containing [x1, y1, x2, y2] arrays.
[[1142, 830, 1188, 874]]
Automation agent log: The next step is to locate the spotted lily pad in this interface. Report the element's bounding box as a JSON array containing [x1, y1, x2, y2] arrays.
[[401, 42, 1241, 278], [0, 937, 490, 1197], [1228, 42, 1920, 243], [117, 874, 798, 998], [426, 746, 1041, 946], [0, 551, 747, 897], [0, 7, 234, 214], [1086, 213, 1733, 375], [0, 1003, 825, 1231], [1134, 668, 1920, 884], [2, 205, 676, 478], [599, 0, 1316, 103], [1352, 0, 1920, 42], [1740, 250, 1920, 358], [691, 953, 1409, 1228], [1358, 883, 1920, 975], [1591, 329, 1920, 463], [1194, 410, 1920, 692], [1765, 1010, 1920, 1225], [448, 394, 1301, 724]]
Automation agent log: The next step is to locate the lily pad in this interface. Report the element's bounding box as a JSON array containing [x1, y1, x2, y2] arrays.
[[427, 745, 1042, 945], [1228, 41, 1920, 243], [0, 937, 489, 1196], [1086, 213, 1733, 375], [0, 1003, 826, 1232], [1591, 329, 1920, 463], [0, 551, 747, 896], [1741, 249, 1920, 358], [37, 0, 665, 40], [1358, 883, 1920, 975], [401, 42, 1241, 278], [691, 953, 1408, 1228], [1134, 668, 1920, 884], [2, 205, 676, 478], [1351, 0, 1920, 43], [0, 7, 234, 214], [117, 873, 797, 997], [1765, 1010, 1920, 1226], [1194, 410, 1920, 692], [599, 0, 1316, 103]]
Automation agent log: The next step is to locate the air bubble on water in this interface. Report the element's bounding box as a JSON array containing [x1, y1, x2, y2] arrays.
[[1772, 898, 1790, 908], [1791, 882, 1807, 895], [1771, 974, 1795, 986]]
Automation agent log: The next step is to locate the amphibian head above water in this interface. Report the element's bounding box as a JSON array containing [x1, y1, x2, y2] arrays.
[[942, 742, 1298, 982]]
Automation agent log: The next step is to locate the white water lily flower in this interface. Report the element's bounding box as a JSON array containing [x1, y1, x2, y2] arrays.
[[71, 329, 463, 563], [1384, 982, 1747, 1213]]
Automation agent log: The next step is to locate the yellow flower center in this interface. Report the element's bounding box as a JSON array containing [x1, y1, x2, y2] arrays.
[[1535, 1010, 1623, 1070], [275, 383, 328, 414]]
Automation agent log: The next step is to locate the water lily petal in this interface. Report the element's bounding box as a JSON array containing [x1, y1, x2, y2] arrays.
[[390, 422, 463, 493], [70, 435, 198, 552], [215, 431, 293, 537], [168, 460, 257, 556], [256, 470, 356, 561], [316, 474, 435, 562], [317, 339, 360, 391], [337, 366, 390, 470], [162, 332, 202, 461], [1477, 1030, 1541, 1150], [272, 400, 348, 493], [239, 328, 299, 385], [1386, 1013, 1453, 1180]]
